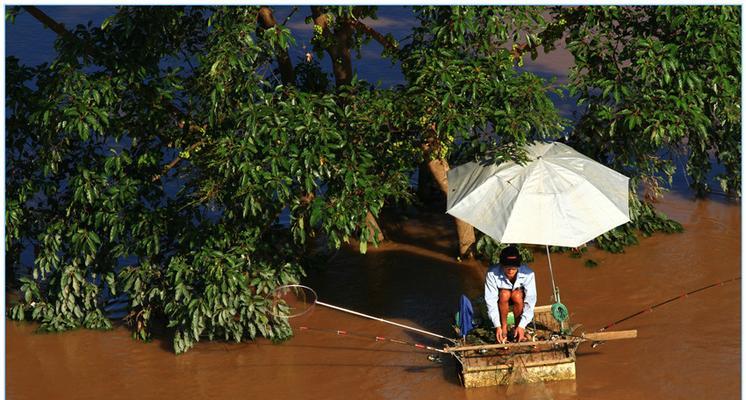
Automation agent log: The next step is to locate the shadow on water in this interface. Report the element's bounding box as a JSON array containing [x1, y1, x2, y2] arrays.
[[438, 354, 466, 387], [574, 351, 604, 359], [258, 342, 429, 356], [379, 209, 459, 257], [304, 245, 485, 340]]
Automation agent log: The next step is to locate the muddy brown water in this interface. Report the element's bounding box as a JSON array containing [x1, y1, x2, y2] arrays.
[[7, 192, 740, 400]]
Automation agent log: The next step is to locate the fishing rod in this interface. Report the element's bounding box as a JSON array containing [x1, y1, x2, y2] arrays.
[[297, 323, 605, 355], [589, 276, 741, 348], [599, 276, 741, 332], [274, 285, 635, 352], [298, 326, 449, 354]]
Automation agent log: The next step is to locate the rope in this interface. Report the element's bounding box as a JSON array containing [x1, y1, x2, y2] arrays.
[[599, 276, 741, 331]]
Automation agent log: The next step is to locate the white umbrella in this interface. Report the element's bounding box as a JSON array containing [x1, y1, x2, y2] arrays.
[[446, 141, 630, 320], [446, 141, 629, 248]]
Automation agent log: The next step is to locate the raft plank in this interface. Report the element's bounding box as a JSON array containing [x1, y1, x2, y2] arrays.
[[463, 355, 575, 372], [582, 330, 637, 341], [447, 338, 580, 353], [457, 303, 578, 387], [462, 356, 576, 387]]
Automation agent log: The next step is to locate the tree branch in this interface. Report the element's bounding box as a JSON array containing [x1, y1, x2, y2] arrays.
[[23, 6, 104, 63], [350, 19, 398, 53], [23, 6, 72, 40], [311, 6, 331, 37], [24, 6, 209, 182], [281, 6, 298, 26], [152, 137, 205, 182]]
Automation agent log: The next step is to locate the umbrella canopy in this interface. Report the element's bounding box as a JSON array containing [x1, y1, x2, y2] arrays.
[[446, 141, 630, 248]]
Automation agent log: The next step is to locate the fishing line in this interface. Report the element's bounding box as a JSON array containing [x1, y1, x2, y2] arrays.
[[297, 325, 448, 354], [269, 284, 457, 344], [598, 276, 740, 332]]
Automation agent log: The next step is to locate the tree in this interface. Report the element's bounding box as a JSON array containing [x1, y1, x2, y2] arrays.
[[7, 5, 739, 353], [396, 6, 566, 257], [6, 6, 416, 353], [539, 6, 740, 250]]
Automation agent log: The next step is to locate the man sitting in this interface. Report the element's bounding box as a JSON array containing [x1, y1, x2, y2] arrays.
[[484, 245, 537, 343]]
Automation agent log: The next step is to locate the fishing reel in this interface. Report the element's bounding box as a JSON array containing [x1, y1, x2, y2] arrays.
[[550, 287, 570, 331], [427, 354, 443, 363], [552, 302, 569, 323]]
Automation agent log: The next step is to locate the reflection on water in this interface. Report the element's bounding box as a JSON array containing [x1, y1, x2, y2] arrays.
[[7, 194, 740, 400]]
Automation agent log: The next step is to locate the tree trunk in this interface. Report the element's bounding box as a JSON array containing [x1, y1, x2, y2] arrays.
[[257, 7, 295, 86], [312, 6, 384, 244], [426, 158, 476, 258], [417, 162, 434, 203], [329, 23, 353, 88], [311, 6, 354, 88], [365, 212, 384, 243]]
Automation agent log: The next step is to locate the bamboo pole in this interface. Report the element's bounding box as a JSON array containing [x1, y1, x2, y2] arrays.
[[315, 301, 456, 343]]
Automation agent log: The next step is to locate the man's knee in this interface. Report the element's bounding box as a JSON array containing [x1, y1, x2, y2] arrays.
[[498, 290, 511, 304], [510, 289, 524, 303]]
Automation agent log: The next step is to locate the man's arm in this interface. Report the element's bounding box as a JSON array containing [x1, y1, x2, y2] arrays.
[[518, 271, 537, 328], [484, 269, 501, 328]]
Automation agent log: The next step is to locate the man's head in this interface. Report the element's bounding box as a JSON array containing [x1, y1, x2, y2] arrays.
[[499, 245, 521, 278]]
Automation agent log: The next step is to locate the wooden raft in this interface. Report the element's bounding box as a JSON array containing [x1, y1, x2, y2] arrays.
[[446, 305, 636, 388]]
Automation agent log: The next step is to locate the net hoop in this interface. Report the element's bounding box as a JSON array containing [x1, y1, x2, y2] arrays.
[[269, 284, 318, 319]]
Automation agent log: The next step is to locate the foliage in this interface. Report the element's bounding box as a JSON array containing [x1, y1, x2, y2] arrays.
[[398, 6, 567, 163], [545, 6, 740, 199], [6, 5, 740, 352], [594, 196, 683, 253], [475, 235, 534, 265], [6, 6, 415, 353], [307, 6, 379, 61], [539, 6, 737, 248]]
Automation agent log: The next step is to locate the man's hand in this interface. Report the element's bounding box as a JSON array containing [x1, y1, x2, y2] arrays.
[[514, 326, 526, 342], [496, 328, 507, 344]]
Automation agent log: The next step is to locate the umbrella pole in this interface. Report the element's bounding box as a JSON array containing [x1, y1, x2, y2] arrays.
[[546, 245, 566, 332], [545, 245, 559, 303]]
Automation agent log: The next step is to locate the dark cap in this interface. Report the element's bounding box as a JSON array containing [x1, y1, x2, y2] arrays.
[[499, 245, 521, 267]]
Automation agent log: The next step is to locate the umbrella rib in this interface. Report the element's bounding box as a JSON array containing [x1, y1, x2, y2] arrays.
[[499, 162, 542, 244], [540, 157, 629, 215], [505, 159, 628, 247]]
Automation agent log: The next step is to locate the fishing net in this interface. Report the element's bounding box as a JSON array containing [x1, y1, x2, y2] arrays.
[[506, 355, 530, 386], [269, 284, 318, 319], [505, 354, 554, 400]]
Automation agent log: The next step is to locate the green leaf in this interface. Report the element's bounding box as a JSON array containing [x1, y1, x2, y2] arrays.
[[309, 204, 322, 227]]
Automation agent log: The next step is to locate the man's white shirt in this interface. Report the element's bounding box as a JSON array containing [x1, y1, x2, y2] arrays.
[[484, 264, 537, 329]]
